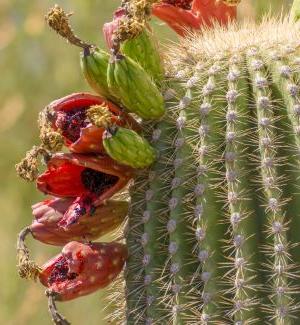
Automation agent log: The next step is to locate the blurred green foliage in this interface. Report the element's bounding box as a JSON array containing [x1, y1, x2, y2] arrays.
[[0, 0, 293, 324]]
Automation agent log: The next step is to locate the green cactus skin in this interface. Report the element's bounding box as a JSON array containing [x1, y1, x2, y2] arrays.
[[224, 55, 261, 322], [195, 62, 229, 323], [125, 171, 149, 324], [103, 126, 156, 169], [167, 84, 200, 324], [121, 30, 164, 85], [120, 19, 300, 325], [107, 54, 165, 120], [140, 87, 180, 324], [246, 49, 294, 323], [80, 47, 118, 102]]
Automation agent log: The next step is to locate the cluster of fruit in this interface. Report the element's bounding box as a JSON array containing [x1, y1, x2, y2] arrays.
[[15, 1, 236, 324]]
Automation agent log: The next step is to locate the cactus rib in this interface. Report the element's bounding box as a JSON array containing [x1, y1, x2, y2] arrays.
[[142, 86, 179, 324], [223, 55, 259, 323], [167, 76, 200, 324], [247, 49, 294, 323], [125, 173, 149, 324], [195, 62, 227, 323]]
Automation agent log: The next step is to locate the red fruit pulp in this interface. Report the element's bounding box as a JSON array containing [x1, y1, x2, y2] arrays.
[[55, 108, 88, 143], [40, 162, 119, 197], [162, 0, 193, 9], [39, 241, 128, 301], [48, 256, 78, 285], [81, 168, 119, 196]]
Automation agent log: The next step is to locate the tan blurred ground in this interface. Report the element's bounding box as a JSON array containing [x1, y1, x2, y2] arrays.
[[0, 0, 292, 324]]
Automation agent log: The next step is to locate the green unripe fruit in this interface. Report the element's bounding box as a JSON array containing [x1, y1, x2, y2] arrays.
[[80, 47, 118, 102], [103, 126, 156, 169], [121, 30, 164, 84], [107, 54, 165, 120]]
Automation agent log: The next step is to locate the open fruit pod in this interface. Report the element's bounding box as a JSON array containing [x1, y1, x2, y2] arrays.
[[40, 241, 127, 324], [42, 92, 140, 154], [28, 197, 128, 245], [36, 153, 134, 229]]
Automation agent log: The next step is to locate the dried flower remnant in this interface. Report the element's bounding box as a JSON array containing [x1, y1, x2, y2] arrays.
[[15, 146, 51, 182]]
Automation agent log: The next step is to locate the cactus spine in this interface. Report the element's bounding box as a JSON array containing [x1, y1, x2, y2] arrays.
[[123, 19, 300, 324]]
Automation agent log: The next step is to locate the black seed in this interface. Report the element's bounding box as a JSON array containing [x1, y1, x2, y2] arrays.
[[56, 107, 89, 143], [162, 0, 192, 10], [89, 205, 96, 216], [48, 257, 78, 285], [81, 168, 119, 195]]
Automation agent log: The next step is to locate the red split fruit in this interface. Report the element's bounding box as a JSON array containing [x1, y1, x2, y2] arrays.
[[36, 153, 134, 229], [152, 0, 237, 36], [47, 93, 140, 154], [40, 241, 127, 324], [30, 197, 128, 245], [40, 241, 127, 301]]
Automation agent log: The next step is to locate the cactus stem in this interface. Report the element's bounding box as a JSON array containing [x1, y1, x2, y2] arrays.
[[194, 61, 227, 323], [125, 172, 149, 324], [166, 72, 200, 323], [17, 227, 41, 280]]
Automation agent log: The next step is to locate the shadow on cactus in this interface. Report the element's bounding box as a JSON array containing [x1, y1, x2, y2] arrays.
[[15, 0, 300, 324]]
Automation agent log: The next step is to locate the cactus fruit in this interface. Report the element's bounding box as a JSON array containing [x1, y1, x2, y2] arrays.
[[152, 0, 237, 36], [103, 126, 157, 168], [41, 92, 140, 154], [39, 241, 127, 301], [80, 47, 114, 100], [28, 198, 128, 246], [41, 241, 127, 324], [120, 30, 164, 84], [291, 0, 300, 22], [36, 153, 133, 228], [107, 54, 165, 120]]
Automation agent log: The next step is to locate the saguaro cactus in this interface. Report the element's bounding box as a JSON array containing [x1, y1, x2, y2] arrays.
[[16, 0, 300, 324], [124, 13, 300, 325]]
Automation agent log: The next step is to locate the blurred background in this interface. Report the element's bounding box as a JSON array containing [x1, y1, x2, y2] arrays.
[[0, 0, 293, 324]]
